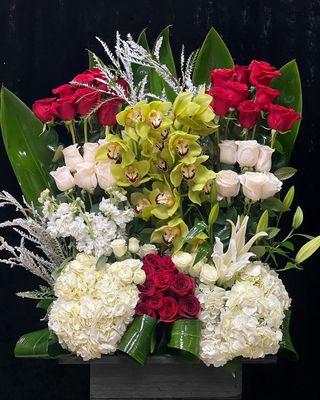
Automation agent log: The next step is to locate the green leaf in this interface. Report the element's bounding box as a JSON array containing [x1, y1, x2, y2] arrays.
[[96, 254, 107, 270], [295, 235, 320, 264], [36, 299, 53, 311], [117, 315, 157, 365], [223, 357, 242, 376], [185, 221, 208, 242], [279, 241, 294, 251], [193, 27, 234, 86], [167, 319, 201, 363], [52, 256, 73, 280], [274, 167, 297, 181], [133, 29, 151, 84], [280, 310, 298, 360], [276, 261, 302, 272], [194, 241, 213, 265], [14, 328, 69, 358], [292, 206, 303, 230], [256, 210, 269, 235], [261, 197, 287, 212], [266, 227, 281, 239], [208, 203, 219, 228], [270, 60, 302, 163], [251, 245, 266, 258], [0, 87, 58, 204], [283, 186, 295, 209]]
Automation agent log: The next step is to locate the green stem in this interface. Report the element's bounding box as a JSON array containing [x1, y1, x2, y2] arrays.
[[83, 118, 88, 143], [67, 121, 77, 144], [251, 124, 257, 140], [271, 129, 277, 149]]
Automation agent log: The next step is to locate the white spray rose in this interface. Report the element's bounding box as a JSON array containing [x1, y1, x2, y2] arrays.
[[50, 166, 75, 191], [62, 144, 84, 172], [128, 237, 140, 254], [216, 170, 240, 198], [83, 142, 99, 162], [172, 251, 194, 272], [74, 162, 97, 190], [118, 265, 133, 284], [239, 172, 282, 201], [219, 140, 238, 165], [236, 140, 260, 168], [133, 269, 146, 285], [96, 161, 116, 190], [189, 260, 205, 278], [111, 238, 127, 258], [137, 244, 158, 258], [255, 145, 274, 172], [200, 263, 218, 284]]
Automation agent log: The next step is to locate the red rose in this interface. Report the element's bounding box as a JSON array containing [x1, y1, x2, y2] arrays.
[[153, 271, 173, 292], [143, 254, 162, 270], [248, 60, 281, 86], [73, 70, 97, 85], [159, 257, 176, 272], [237, 100, 260, 129], [32, 97, 55, 122], [267, 104, 301, 131], [254, 85, 280, 110], [171, 273, 195, 297], [146, 293, 164, 310], [158, 296, 178, 323], [210, 68, 234, 88], [138, 277, 156, 297], [52, 95, 77, 121], [52, 84, 75, 98], [207, 87, 231, 116], [234, 65, 250, 85], [178, 295, 200, 319], [142, 262, 156, 277], [97, 99, 122, 126], [135, 302, 156, 319], [227, 81, 249, 107], [75, 87, 101, 116]]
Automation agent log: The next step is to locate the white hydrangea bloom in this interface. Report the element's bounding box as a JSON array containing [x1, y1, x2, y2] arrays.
[[48, 254, 145, 361]]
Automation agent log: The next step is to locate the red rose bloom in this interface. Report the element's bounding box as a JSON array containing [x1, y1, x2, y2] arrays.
[[32, 97, 55, 122], [146, 293, 164, 310], [159, 257, 176, 272], [135, 302, 156, 319], [207, 87, 231, 116], [171, 273, 195, 297], [142, 262, 156, 277], [73, 70, 97, 85], [52, 84, 75, 98], [153, 271, 173, 292], [143, 254, 162, 270], [158, 296, 178, 323], [178, 295, 200, 319], [97, 99, 122, 126], [267, 104, 301, 131], [237, 100, 260, 129], [227, 81, 249, 107], [254, 85, 280, 110], [138, 277, 156, 297], [234, 65, 250, 85], [52, 95, 77, 121], [248, 60, 281, 86], [75, 87, 101, 116], [210, 68, 234, 88]]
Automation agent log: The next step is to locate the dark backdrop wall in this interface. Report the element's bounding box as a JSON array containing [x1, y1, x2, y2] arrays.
[[0, 1, 320, 399]]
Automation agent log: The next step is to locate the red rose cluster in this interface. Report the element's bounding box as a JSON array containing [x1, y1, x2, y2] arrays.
[[32, 68, 125, 126], [207, 60, 301, 131], [135, 254, 200, 323]]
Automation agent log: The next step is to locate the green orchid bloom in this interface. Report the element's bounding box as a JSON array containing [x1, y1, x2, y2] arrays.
[[131, 189, 153, 220], [169, 155, 209, 187], [95, 134, 136, 166], [149, 180, 180, 220], [188, 171, 216, 205], [150, 217, 189, 253], [148, 144, 175, 180], [168, 131, 202, 161], [111, 160, 150, 187]]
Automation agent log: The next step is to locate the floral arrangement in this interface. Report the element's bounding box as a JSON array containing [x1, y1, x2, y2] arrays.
[[0, 26, 318, 371]]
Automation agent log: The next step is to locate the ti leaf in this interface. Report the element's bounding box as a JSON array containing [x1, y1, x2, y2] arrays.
[[194, 241, 213, 265], [280, 310, 298, 360], [193, 27, 234, 86], [185, 221, 208, 242]]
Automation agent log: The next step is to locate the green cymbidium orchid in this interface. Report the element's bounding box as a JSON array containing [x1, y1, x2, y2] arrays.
[[168, 131, 202, 161], [131, 189, 153, 220], [111, 160, 150, 187], [150, 217, 188, 253], [95, 134, 135, 166], [147, 144, 175, 180], [188, 173, 216, 205], [149, 180, 180, 220], [169, 155, 209, 187]]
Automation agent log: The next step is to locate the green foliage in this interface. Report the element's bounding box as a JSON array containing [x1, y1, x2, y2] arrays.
[[295, 235, 320, 264], [292, 206, 303, 230], [256, 210, 269, 234], [185, 221, 208, 242], [283, 186, 295, 209], [274, 167, 297, 181], [280, 310, 298, 360]]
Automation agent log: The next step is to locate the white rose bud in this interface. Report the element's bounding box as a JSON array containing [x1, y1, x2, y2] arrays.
[[133, 269, 146, 285], [62, 144, 84, 172], [239, 172, 282, 202], [74, 162, 97, 190], [219, 140, 238, 165], [236, 140, 260, 167], [128, 238, 140, 254], [118, 265, 133, 284], [50, 166, 75, 192], [96, 161, 116, 190], [189, 260, 204, 278], [83, 142, 99, 162], [216, 170, 240, 198], [111, 239, 127, 258], [200, 263, 218, 284], [255, 145, 274, 172], [138, 244, 158, 258], [172, 251, 194, 272]]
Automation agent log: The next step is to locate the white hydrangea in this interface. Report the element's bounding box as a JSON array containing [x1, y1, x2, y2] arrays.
[[197, 262, 290, 367], [48, 253, 145, 361]]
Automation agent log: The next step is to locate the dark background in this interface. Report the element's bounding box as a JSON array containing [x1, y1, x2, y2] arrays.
[[1, 0, 320, 399]]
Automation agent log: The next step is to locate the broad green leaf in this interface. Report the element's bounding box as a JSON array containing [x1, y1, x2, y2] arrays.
[[133, 29, 151, 85], [15, 328, 68, 358], [117, 315, 156, 365], [193, 27, 234, 86], [256, 210, 269, 235], [266, 227, 281, 239], [167, 319, 201, 363], [280, 310, 298, 360], [194, 241, 213, 265], [292, 206, 303, 230], [208, 203, 219, 228], [261, 197, 288, 212], [271, 60, 302, 163], [251, 245, 266, 258], [185, 221, 208, 242], [0, 87, 58, 204], [96, 254, 108, 270], [137, 28, 150, 51], [36, 299, 53, 311], [295, 235, 320, 264], [279, 241, 294, 251], [274, 167, 297, 181], [283, 186, 295, 209]]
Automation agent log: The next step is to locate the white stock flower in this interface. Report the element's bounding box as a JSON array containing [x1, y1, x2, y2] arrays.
[[128, 237, 140, 254], [239, 172, 282, 201], [216, 170, 240, 199], [219, 140, 237, 165], [172, 251, 194, 272], [62, 144, 83, 172], [111, 238, 127, 258], [74, 162, 98, 190], [236, 140, 260, 167], [83, 142, 99, 162], [50, 166, 75, 192], [255, 145, 274, 172], [96, 161, 116, 190]]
